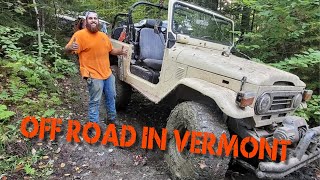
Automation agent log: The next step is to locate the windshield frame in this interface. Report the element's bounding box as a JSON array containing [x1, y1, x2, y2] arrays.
[[171, 1, 234, 46]]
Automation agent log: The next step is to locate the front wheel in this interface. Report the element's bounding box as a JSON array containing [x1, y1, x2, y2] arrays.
[[165, 101, 230, 180], [111, 65, 132, 110]]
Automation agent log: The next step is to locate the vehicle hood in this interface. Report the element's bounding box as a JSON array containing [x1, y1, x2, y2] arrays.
[[176, 46, 305, 86]]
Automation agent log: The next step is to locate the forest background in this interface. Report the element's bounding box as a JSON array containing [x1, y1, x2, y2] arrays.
[[0, 0, 319, 178]]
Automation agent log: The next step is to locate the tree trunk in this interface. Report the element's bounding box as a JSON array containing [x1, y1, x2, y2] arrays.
[[32, 0, 42, 58], [251, 10, 255, 32], [41, 9, 45, 32], [240, 6, 251, 34], [53, 0, 58, 58]]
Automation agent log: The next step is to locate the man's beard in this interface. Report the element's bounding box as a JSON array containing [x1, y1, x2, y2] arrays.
[[86, 23, 99, 33]]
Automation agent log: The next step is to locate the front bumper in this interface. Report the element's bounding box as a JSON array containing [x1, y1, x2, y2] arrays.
[[256, 126, 320, 179]]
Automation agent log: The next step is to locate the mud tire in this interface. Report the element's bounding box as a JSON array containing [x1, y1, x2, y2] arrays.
[[165, 101, 230, 180], [111, 65, 132, 110]]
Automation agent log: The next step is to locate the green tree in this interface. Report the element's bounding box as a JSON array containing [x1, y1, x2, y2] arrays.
[[234, 0, 320, 62]]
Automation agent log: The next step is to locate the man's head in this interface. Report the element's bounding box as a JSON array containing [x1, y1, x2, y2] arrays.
[[85, 11, 99, 33]]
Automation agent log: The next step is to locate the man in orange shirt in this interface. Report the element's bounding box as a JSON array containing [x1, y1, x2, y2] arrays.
[[65, 11, 126, 124]]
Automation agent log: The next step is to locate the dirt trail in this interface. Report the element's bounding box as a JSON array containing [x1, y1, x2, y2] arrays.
[[43, 75, 319, 180], [47, 75, 170, 180]]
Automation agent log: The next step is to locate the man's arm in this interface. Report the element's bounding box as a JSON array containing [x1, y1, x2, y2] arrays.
[[110, 46, 127, 56]]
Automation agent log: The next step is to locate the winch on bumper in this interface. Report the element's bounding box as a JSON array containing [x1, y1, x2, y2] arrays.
[[256, 125, 320, 179]]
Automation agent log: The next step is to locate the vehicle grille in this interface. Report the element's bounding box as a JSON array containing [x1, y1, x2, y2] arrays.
[[270, 96, 293, 111], [257, 91, 300, 114]]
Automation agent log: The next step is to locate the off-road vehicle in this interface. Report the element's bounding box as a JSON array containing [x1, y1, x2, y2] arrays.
[[109, 0, 319, 179]]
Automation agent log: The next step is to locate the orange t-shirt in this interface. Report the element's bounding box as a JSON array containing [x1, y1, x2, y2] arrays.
[[66, 29, 113, 79]]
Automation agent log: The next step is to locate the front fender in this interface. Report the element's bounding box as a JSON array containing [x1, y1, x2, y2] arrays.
[[176, 78, 254, 119]]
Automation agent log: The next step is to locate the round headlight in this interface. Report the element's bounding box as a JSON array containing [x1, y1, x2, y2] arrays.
[[292, 93, 302, 108], [256, 93, 272, 114]]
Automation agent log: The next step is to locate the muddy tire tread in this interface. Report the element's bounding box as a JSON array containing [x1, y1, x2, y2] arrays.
[[165, 101, 230, 180]]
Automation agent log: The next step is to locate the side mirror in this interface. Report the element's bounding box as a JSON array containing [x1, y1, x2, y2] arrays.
[[167, 32, 176, 48]]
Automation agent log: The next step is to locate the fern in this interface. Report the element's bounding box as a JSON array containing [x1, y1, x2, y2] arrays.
[[0, 90, 9, 100], [0, 104, 15, 121], [8, 79, 30, 102], [43, 109, 56, 117]]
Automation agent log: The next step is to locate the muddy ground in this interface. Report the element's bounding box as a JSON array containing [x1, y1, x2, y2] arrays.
[[10, 75, 320, 180]]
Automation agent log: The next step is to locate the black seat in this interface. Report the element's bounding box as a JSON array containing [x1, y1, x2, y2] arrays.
[[111, 27, 124, 40]]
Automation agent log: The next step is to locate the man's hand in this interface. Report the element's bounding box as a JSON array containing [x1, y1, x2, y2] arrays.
[[110, 46, 128, 56], [66, 37, 79, 53], [120, 46, 128, 55]]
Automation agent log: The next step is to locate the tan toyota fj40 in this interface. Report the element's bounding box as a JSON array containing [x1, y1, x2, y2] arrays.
[[109, 0, 319, 179]]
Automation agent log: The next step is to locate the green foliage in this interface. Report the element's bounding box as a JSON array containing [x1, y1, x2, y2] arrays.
[[19, 91, 63, 117], [0, 25, 75, 177], [65, 0, 166, 23], [0, 2, 79, 178], [24, 164, 36, 175], [0, 122, 19, 144], [0, 25, 77, 89], [0, 133, 48, 178], [0, 78, 32, 102], [0, 105, 15, 121], [234, 0, 320, 62], [43, 109, 56, 118], [270, 49, 320, 91], [0, 1, 33, 30], [53, 58, 78, 77], [295, 95, 320, 123]]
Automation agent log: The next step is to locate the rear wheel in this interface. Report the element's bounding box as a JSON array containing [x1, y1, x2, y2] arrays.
[[111, 65, 132, 110], [165, 101, 230, 180]]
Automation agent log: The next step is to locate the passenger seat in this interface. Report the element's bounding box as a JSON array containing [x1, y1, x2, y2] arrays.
[[139, 28, 165, 71]]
